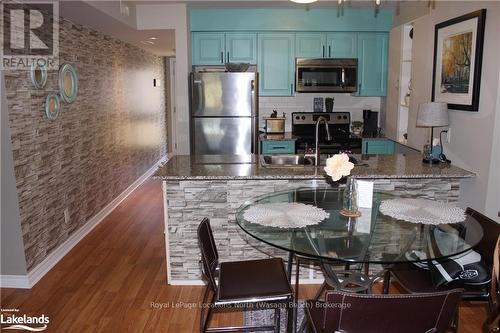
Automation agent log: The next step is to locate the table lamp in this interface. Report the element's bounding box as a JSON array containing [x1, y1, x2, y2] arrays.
[[416, 102, 449, 164]]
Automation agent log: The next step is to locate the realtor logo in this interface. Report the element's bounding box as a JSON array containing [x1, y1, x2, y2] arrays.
[[1, 309, 49, 332], [1, 1, 59, 70]]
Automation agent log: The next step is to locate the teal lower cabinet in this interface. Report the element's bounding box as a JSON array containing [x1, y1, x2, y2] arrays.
[[362, 139, 395, 154], [261, 140, 295, 154]]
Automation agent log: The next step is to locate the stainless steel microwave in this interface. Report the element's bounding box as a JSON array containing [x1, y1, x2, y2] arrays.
[[295, 58, 358, 93]]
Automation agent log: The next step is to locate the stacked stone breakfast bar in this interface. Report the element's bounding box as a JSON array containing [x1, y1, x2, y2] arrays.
[[154, 154, 474, 284]]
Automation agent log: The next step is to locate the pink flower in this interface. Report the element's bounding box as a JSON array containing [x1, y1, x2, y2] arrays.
[[323, 153, 354, 181]]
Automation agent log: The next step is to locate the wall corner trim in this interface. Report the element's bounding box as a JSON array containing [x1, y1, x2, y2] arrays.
[[2, 156, 167, 290]]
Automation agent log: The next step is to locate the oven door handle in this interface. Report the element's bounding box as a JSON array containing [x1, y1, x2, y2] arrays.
[[341, 68, 346, 88]]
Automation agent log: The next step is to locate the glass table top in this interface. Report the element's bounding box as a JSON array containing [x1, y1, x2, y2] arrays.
[[235, 188, 483, 264]]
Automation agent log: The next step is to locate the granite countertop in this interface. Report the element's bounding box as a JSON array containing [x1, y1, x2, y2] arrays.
[[259, 132, 297, 141], [153, 154, 475, 181]]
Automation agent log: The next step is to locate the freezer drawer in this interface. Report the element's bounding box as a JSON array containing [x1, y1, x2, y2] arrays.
[[193, 118, 254, 155], [191, 72, 255, 117]]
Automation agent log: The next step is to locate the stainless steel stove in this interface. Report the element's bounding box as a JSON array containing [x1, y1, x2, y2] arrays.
[[291, 112, 362, 154]]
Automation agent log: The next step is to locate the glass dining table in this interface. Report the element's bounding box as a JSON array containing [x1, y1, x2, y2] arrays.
[[235, 187, 484, 332]]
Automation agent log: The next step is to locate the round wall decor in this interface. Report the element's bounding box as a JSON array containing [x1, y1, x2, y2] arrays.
[[58, 63, 78, 103], [45, 92, 61, 121], [30, 62, 48, 89]]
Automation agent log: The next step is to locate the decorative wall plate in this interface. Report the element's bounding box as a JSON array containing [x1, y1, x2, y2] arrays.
[[58, 63, 78, 103], [45, 92, 61, 121], [30, 62, 48, 89]]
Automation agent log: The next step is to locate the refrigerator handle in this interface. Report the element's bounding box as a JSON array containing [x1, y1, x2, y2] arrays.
[[191, 76, 204, 116], [251, 77, 259, 154]]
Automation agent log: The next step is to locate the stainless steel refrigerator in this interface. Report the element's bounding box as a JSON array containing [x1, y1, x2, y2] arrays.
[[189, 72, 258, 155]]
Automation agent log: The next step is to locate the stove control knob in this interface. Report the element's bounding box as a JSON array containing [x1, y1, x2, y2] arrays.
[[301, 116, 306, 120], [343, 116, 348, 119], [337, 116, 342, 120], [295, 116, 300, 120]]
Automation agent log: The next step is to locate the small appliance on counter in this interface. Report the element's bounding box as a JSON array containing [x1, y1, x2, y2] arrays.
[[362, 109, 379, 136], [264, 110, 286, 134]]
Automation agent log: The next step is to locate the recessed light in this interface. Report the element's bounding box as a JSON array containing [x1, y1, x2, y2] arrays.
[[148, 37, 158, 40], [141, 40, 155, 45]]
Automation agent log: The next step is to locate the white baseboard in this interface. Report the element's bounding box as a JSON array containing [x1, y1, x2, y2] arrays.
[[1, 157, 167, 290], [0, 275, 31, 289]]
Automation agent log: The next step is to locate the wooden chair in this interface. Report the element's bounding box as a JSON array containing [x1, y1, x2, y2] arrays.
[[197, 218, 293, 333], [304, 289, 464, 333], [382, 207, 500, 332]]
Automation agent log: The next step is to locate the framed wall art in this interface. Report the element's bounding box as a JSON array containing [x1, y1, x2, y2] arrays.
[[432, 9, 486, 111]]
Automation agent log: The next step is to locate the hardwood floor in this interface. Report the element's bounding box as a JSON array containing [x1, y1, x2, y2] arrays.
[[1, 179, 489, 332]]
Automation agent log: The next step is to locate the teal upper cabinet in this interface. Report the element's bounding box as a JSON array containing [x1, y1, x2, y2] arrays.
[[192, 32, 257, 65], [192, 32, 225, 65], [226, 33, 257, 64], [326, 32, 357, 58], [295, 33, 326, 58], [258, 33, 295, 96], [357, 32, 388, 96]]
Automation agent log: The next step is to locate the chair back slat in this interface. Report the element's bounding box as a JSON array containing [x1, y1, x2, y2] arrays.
[[466, 208, 500, 267], [321, 289, 463, 333], [197, 218, 219, 292]]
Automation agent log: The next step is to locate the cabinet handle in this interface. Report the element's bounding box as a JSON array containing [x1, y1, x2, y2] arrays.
[[220, 52, 224, 64], [359, 83, 362, 93], [227, 51, 230, 63], [328, 45, 331, 57], [290, 83, 294, 95], [322, 46, 325, 58]]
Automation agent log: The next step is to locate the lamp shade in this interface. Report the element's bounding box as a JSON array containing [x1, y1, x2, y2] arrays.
[[416, 102, 449, 127]]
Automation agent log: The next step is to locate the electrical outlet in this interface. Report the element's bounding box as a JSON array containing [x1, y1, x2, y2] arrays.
[[446, 128, 451, 143], [64, 208, 70, 223]]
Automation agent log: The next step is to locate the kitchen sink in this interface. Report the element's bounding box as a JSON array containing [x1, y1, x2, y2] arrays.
[[260, 154, 315, 167], [260, 154, 364, 168]]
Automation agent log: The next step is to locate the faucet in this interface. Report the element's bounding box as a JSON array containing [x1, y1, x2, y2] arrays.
[[313, 116, 332, 166]]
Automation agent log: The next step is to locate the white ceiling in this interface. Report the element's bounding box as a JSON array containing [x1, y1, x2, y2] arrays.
[[60, 1, 175, 56], [59, 0, 410, 56]]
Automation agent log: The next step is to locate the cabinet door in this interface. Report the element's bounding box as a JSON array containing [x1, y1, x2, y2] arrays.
[[295, 33, 326, 58], [326, 32, 357, 58], [258, 33, 295, 96], [226, 33, 257, 64], [362, 139, 395, 154], [357, 33, 388, 96], [192, 32, 225, 65]]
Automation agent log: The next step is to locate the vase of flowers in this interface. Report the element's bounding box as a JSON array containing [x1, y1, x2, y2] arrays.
[[351, 121, 364, 136], [323, 153, 361, 217]]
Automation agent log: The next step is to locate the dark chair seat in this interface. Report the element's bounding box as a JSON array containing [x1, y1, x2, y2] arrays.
[[389, 261, 490, 299], [218, 258, 292, 303]]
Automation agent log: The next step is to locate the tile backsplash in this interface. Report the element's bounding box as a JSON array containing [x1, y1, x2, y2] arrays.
[[259, 93, 382, 132]]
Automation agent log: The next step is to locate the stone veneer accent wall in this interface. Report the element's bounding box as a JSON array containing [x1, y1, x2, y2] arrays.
[[4, 18, 167, 271], [165, 178, 460, 282]]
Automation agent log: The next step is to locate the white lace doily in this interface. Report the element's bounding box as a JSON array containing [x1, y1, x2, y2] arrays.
[[243, 203, 329, 228], [379, 198, 466, 225]]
